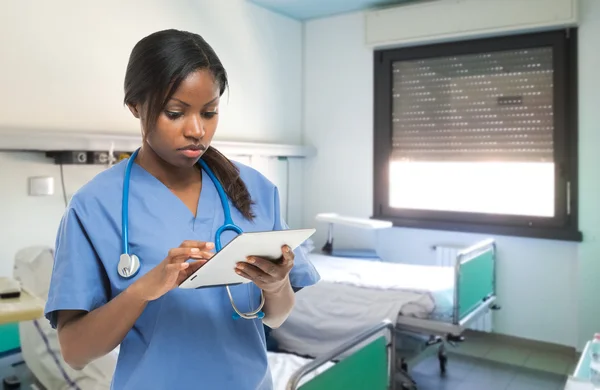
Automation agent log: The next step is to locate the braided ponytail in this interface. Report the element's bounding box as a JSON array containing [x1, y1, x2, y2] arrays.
[[201, 146, 255, 220]]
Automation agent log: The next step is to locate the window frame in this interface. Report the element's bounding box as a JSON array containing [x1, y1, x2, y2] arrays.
[[372, 29, 581, 242]]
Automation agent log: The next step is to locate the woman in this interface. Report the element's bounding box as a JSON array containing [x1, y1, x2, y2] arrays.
[[44, 29, 320, 390]]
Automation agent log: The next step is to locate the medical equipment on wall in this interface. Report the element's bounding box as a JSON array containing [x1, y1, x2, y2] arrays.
[[119, 148, 265, 320]]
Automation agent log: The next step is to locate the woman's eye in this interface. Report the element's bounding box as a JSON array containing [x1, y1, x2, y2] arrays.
[[202, 111, 218, 119], [165, 111, 183, 120]]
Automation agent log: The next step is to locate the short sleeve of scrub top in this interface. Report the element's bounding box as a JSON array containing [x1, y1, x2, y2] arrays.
[[45, 205, 109, 329], [43, 159, 321, 390]]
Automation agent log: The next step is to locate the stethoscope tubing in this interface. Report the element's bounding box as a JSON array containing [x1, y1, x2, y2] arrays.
[[120, 148, 265, 320]]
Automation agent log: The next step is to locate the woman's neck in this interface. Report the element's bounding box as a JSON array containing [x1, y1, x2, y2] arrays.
[[135, 144, 200, 190]]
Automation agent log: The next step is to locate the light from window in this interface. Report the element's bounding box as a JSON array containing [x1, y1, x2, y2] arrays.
[[389, 160, 554, 217]]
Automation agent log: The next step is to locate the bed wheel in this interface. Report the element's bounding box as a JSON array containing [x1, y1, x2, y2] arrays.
[[396, 362, 418, 390], [397, 375, 418, 390], [438, 345, 447, 376], [439, 355, 447, 375], [400, 358, 408, 372]]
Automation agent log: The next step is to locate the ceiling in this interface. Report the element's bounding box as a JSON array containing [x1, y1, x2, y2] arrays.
[[247, 0, 419, 21]]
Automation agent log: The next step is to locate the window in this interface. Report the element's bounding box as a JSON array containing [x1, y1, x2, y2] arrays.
[[373, 30, 581, 241]]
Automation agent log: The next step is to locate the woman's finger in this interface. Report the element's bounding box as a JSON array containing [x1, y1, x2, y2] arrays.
[[185, 259, 208, 274], [167, 248, 212, 263], [235, 269, 253, 281], [280, 246, 294, 268], [236, 263, 271, 283], [179, 240, 215, 251], [245, 257, 280, 277], [166, 263, 188, 274]]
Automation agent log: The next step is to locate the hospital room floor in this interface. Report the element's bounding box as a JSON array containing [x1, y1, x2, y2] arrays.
[[404, 331, 576, 390], [0, 352, 36, 389]]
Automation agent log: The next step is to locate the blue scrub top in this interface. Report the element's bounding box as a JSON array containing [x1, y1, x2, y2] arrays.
[[44, 158, 320, 390]]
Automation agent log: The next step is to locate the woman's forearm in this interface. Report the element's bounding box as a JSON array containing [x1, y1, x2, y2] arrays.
[[262, 277, 295, 329], [57, 284, 149, 370]]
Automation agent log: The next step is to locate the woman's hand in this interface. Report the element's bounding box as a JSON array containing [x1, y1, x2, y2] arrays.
[[235, 245, 294, 294], [129, 240, 214, 302]]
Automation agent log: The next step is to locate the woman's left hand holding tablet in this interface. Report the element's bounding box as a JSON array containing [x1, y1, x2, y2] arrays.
[[234, 245, 294, 293]]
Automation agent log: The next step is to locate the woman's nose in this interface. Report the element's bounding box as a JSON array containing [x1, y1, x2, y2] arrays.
[[184, 115, 205, 138]]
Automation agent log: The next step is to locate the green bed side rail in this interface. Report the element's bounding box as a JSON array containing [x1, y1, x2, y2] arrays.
[[457, 243, 495, 321], [287, 320, 394, 390], [0, 323, 21, 354], [298, 336, 389, 390]]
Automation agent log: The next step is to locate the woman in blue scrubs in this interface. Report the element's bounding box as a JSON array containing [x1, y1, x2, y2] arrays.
[[44, 29, 320, 390]]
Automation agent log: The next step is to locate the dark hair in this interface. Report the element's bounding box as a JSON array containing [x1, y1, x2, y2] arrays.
[[123, 29, 254, 220]]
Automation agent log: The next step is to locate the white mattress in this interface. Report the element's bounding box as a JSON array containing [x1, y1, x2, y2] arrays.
[[270, 254, 456, 357], [268, 351, 334, 390], [309, 254, 454, 292]]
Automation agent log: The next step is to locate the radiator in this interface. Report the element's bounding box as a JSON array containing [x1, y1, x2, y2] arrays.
[[433, 245, 493, 333]]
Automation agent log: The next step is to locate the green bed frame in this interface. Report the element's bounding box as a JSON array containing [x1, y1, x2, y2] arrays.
[[0, 323, 20, 355], [394, 238, 498, 338], [286, 320, 397, 390], [454, 238, 497, 326]]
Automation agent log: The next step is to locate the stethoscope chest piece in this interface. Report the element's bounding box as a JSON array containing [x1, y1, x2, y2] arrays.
[[118, 253, 140, 278]]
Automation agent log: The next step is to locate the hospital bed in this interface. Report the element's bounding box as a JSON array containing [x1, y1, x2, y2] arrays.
[[12, 246, 400, 390], [269, 236, 499, 379]]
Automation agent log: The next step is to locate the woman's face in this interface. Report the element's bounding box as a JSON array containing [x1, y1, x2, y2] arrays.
[[131, 69, 221, 168]]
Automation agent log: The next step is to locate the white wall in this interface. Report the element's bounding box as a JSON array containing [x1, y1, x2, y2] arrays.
[[302, 0, 600, 350], [575, 0, 600, 355], [0, 153, 104, 277], [0, 0, 303, 144], [0, 0, 305, 276]]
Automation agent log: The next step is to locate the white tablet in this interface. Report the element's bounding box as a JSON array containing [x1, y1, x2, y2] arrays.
[[178, 228, 316, 289]]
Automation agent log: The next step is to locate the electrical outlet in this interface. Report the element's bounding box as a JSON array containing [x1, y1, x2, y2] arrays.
[[92, 151, 110, 164], [47, 151, 90, 165], [73, 151, 88, 164], [28, 176, 55, 196]]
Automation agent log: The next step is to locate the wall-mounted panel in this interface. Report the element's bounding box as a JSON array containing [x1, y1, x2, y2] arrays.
[[365, 0, 578, 47]]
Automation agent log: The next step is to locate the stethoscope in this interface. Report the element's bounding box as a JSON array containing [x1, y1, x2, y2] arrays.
[[117, 148, 265, 320]]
